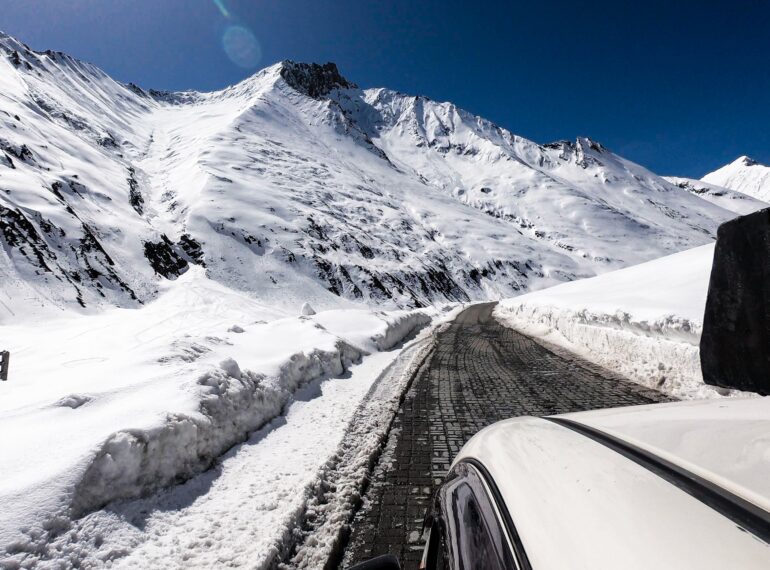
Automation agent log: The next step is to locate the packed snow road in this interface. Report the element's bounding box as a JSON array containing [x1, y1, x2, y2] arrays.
[[343, 302, 673, 569]]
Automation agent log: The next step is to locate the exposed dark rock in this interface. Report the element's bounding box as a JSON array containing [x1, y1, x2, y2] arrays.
[[0, 206, 52, 271], [127, 167, 144, 214], [98, 133, 119, 148], [358, 243, 374, 259], [146, 89, 199, 105], [143, 235, 188, 279], [8, 49, 21, 67], [279, 61, 356, 99], [0, 205, 138, 306], [126, 82, 148, 97], [0, 139, 34, 165], [741, 156, 759, 167], [179, 233, 205, 265]]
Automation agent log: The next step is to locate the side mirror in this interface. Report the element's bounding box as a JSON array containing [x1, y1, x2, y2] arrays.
[[348, 554, 401, 570], [701, 207, 770, 395]]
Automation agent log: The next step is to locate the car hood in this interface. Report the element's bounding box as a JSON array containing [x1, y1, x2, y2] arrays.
[[559, 396, 770, 513], [454, 397, 770, 570]]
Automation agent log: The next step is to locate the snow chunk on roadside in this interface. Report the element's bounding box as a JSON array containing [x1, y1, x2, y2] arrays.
[[311, 309, 431, 352], [219, 357, 242, 379], [301, 302, 316, 316]]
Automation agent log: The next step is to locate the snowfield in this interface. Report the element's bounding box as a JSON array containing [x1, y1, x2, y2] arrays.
[[495, 243, 757, 399]]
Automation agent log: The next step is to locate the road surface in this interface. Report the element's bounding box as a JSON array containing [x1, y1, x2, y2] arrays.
[[342, 302, 671, 568]]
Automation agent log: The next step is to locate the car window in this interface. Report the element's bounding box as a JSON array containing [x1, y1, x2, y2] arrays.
[[436, 462, 517, 570]]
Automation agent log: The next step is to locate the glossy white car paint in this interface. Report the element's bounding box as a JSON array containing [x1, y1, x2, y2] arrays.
[[561, 396, 770, 513], [453, 398, 770, 570]]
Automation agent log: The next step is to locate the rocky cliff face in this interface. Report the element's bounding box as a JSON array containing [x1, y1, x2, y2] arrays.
[[279, 61, 356, 98]]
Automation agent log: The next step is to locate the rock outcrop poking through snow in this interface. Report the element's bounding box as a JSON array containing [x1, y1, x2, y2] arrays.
[[279, 61, 356, 98]]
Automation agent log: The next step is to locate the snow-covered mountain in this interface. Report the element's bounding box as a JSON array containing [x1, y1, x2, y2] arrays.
[[664, 176, 768, 215], [0, 32, 735, 320], [702, 156, 770, 202]]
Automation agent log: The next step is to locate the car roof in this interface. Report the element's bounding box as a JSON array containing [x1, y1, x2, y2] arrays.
[[453, 399, 770, 570]]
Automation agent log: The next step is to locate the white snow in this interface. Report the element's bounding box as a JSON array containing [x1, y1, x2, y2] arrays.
[[495, 244, 749, 399], [0, 266, 436, 566], [31, 340, 432, 569], [0, 33, 736, 318], [664, 176, 768, 215], [702, 156, 770, 202]]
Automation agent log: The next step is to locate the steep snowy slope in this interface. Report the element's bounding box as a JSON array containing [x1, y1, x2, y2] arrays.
[[0, 34, 161, 316], [0, 32, 735, 322], [334, 89, 731, 269], [664, 176, 768, 215], [702, 156, 770, 202]]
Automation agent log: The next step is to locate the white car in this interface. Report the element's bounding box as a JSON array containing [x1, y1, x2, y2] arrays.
[[414, 396, 770, 570], [350, 397, 770, 570]]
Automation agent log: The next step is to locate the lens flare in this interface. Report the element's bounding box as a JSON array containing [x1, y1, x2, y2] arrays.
[[213, 0, 231, 18], [222, 25, 261, 68]]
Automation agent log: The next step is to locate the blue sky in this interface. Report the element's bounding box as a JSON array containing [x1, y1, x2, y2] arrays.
[[2, 0, 768, 177]]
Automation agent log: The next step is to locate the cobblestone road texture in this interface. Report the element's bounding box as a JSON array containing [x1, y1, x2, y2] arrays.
[[342, 302, 672, 569]]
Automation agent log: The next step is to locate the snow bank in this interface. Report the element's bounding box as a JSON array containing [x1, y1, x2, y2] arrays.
[[286, 337, 436, 569], [285, 307, 463, 569], [0, 270, 433, 560], [72, 309, 431, 515], [70, 340, 362, 516], [495, 244, 745, 399]]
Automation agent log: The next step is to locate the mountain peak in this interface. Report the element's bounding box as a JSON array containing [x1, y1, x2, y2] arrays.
[[576, 136, 607, 153], [736, 155, 760, 167], [278, 61, 356, 98]]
